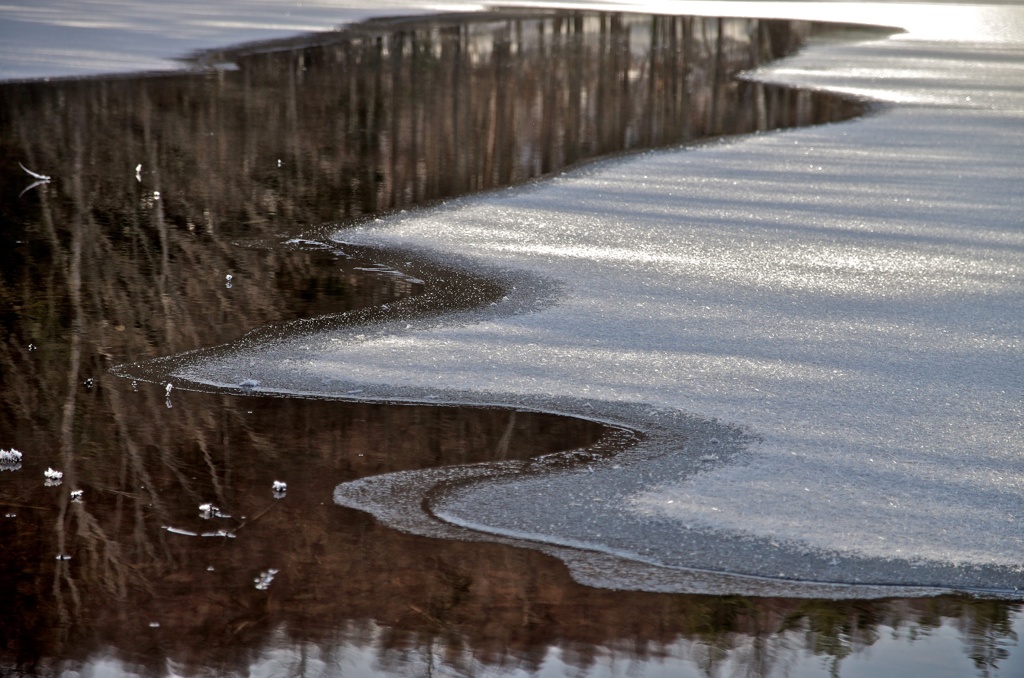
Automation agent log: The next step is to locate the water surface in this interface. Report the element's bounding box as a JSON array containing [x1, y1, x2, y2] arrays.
[[1, 9, 1020, 677]]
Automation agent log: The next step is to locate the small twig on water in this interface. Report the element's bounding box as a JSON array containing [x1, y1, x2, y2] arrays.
[[1, 502, 50, 511], [232, 501, 278, 532], [19, 162, 51, 181], [18, 162, 52, 197]]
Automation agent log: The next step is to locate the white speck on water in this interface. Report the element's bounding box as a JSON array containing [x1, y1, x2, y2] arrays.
[[70, 489, 83, 502], [165, 383, 173, 396], [0, 449, 23, 469], [148, 621, 160, 628], [56, 554, 71, 561], [199, 503, 230, 519], [254, 568, 279, 590]]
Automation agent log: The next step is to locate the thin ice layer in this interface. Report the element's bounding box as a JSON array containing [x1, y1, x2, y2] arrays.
[[164, 4, 1024, 593]]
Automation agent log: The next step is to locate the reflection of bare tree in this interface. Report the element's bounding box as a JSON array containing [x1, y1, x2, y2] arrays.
[[957, 600, 1020, 678], [0, 9, 1017, 678]]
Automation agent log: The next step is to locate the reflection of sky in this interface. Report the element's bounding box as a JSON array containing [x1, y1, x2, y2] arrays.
[[70, 611, 1024, 677], [4, 1, 1024, 81]]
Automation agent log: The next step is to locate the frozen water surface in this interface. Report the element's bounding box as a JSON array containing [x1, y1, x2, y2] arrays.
[[151, 1, 1024, 597]]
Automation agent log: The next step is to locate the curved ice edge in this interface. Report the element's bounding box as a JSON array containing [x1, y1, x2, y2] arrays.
[[332, 458, 1023, 600], [122, 338, 1024, 599], [331, 462, 1019, 601], [430, 512, 1014, 601]]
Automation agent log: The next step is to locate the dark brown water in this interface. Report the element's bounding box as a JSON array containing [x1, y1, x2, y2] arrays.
[[1, 10, 1019, 677]]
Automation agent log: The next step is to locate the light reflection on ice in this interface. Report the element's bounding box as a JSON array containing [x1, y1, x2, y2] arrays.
[[126, 1, 1024, 592]]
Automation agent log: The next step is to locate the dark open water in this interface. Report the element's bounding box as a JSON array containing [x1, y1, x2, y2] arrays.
[[1, 10, 1020, 677]]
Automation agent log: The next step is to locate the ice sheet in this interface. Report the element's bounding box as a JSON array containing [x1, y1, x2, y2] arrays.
[[123, 3, 1024, 595]]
